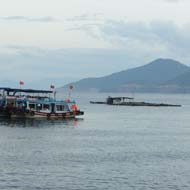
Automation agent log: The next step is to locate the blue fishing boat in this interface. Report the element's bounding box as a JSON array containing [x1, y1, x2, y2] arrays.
[[0, 88, 84, 119]]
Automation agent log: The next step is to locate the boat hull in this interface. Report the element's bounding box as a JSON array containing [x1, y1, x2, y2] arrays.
[[0, 109, 84, 119]]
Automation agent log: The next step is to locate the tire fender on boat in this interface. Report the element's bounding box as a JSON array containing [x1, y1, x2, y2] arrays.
[[30, 111, 35, 116], [66, 112, 70, 116]]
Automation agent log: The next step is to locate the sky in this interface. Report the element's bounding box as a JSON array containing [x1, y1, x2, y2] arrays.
[[0, 0, 190, 88]]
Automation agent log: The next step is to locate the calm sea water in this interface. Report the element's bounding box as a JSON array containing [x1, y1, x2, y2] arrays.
[[0, 93, 190, 190]]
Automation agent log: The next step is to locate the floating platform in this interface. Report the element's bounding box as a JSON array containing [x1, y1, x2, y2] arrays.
[[90, 96, 181, 107], [90, 101, 181, 107]]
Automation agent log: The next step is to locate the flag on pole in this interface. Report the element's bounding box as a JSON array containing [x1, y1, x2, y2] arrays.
[[20, 81, 24, 85], [69, 85, 74, 90], [50, 85, 55, 89]]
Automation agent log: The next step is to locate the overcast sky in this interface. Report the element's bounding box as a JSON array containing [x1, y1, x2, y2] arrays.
[[0, 0, 189, 88]]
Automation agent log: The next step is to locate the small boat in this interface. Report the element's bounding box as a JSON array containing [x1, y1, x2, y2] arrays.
[[0, 88, 84, 119]]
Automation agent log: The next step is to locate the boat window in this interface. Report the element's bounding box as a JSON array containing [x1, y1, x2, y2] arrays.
[[37, 104, 42, 110], [29, 103, 36, 109], [43, 104, 50, 110], [6, 98, 16, 106], [56, 105, 64, 111], [64, 104, 70, 111]]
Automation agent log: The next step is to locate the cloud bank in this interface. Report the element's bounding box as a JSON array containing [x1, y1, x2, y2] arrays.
[[0, 16, 59, 23], [100, 20, 190, 47], [1, 18, 190, 88]]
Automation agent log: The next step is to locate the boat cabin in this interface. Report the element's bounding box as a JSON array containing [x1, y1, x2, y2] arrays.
[[106, 96, 134, 105], [0, 87, 78, 114]]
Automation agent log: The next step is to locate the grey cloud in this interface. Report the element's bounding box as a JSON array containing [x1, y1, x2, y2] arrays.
[[96, 20, 190, 58], [67, 19, 190, 69], [66, 13, 103, 22], [164, 0, 179, 2], [0, 13, 103, 23], [65, 13, 104, 32], [162, 0, 187, 3], [1, 16, 59, 22], [1, 18, 190, 88], [66, 23, 102, 31]]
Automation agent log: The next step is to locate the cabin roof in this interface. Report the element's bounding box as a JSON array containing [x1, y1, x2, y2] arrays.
[[107, 96, 134, 100], [0, 87, 53, 94]]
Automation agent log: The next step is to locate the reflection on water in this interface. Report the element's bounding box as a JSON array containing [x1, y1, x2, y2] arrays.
[[0, 117, 84, 128]]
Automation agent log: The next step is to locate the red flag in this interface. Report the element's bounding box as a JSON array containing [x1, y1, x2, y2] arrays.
[[50, 85, 55, 89], [69, 85, 74, 90], [20, 81, 24, 85]]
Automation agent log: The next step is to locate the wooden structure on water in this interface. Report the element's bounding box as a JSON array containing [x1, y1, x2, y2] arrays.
[[90, 96, 181, 107]]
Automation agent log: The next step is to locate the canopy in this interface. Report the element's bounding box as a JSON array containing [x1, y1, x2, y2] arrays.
[[0, 87, 53, 94]]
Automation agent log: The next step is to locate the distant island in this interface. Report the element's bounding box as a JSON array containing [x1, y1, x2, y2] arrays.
[[59, 58, 190, 93]]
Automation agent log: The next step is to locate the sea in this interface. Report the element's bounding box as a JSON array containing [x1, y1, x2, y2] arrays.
[[0, 92, 190, 190]]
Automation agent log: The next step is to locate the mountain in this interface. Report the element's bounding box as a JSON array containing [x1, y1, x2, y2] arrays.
[[60, 58, 190, 93], [158, 70, 190, 93], [166, 71, 190, 86]]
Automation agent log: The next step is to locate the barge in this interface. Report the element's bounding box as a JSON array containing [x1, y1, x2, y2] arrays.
[[90, 96, 181, 107]]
